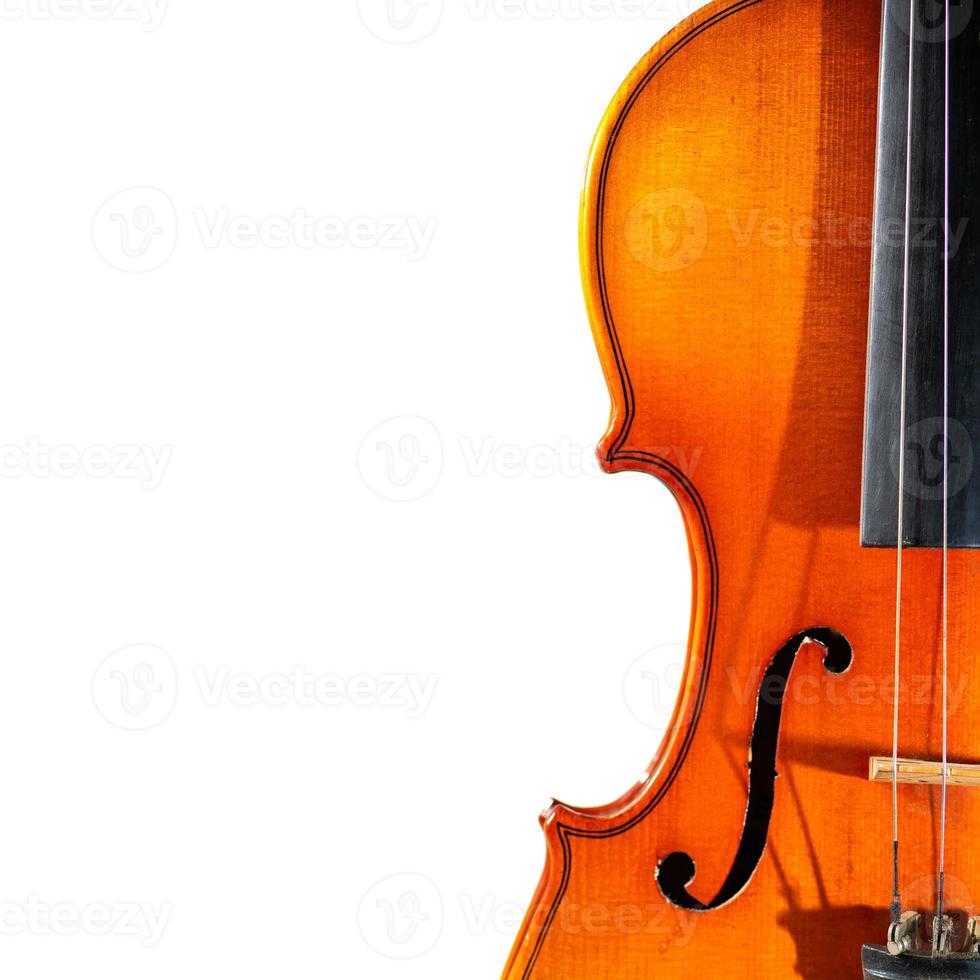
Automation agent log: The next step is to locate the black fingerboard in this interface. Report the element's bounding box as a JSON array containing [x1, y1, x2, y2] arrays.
[[862, 0, 980, 548]]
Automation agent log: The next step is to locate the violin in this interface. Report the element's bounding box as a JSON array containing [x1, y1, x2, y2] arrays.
[[504, 1, 980, 977]]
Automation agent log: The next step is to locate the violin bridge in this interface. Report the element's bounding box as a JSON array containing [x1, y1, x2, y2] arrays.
[[869, 757, 980, 788]]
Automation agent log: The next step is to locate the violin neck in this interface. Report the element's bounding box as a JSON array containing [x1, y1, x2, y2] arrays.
[[861, 0, 980, 548]]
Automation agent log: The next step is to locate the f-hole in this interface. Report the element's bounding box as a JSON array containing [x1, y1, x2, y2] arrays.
[[656, 627, 853, 911]]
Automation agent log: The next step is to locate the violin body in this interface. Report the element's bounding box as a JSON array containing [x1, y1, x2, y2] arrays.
[[504, 1, 980, 977]]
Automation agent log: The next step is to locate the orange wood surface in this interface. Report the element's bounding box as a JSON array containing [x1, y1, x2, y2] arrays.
[[504, 1, 980, 976]]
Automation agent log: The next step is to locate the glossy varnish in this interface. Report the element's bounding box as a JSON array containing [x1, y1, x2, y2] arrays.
[[504, 1, 980, 977]]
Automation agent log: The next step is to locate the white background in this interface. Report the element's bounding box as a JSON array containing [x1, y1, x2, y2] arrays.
[[0, 0, 699, 976]]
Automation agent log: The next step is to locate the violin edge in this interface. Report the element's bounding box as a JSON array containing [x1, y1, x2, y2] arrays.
[[503, 2, 763, 977]]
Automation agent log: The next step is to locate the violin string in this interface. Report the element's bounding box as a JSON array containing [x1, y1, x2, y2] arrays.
[[936, 0, 951, 953], [891, 0, 918, 928]]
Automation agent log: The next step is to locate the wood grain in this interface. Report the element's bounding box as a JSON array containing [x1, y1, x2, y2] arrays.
[[870, 759, 980, 789], [503, 1, 980, 975]]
